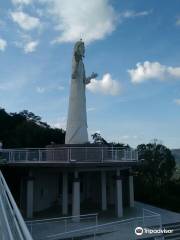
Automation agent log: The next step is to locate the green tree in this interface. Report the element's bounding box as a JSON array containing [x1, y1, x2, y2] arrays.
[[134, 142, 178, 210], [137, 143, 176, 188], [0, 108, 65, 148], [91, 133, 108, 144]]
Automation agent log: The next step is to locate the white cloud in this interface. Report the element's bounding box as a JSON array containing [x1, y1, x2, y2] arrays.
[[128, 61, 180, 83], [12, 0, 32, 5], [24, 40, 39, 53], [87, 73, 121, 96], [35, 84, 64, 93], [0, 78, 27, 91], [121, 135, 130, 139], [168, 66, 180, 78], [11, 11, 40, 30], [51, 117, 66, 129], [87, 107, 96, 112], [57, 86, 65, 91], [13, 33, 39, 53], [174, 99, 180, 105], [176, 17, 180, 26], [120, 10, 151, 19], [0, 38, 7, 51], [0, 20, 5, 27], [40, 0, 117, 44], [36, 86, 45, 93]]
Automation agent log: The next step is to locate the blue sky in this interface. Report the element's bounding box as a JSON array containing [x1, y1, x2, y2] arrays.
[[0, 0, 180, 148]]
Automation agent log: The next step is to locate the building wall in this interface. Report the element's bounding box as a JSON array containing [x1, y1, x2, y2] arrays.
[[33, 171, 59, 212]]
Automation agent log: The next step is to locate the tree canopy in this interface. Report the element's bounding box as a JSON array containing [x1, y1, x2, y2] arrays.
[[137, 143, 176, 187], [0, 108, 65, 148], [134, 142, 179, 211], [91, 132, 130, 148]]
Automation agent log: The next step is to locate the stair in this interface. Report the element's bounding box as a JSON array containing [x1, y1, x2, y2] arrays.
[[163, 222, 180, 240]]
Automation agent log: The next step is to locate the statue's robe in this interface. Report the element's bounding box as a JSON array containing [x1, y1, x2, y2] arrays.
[[65, 57, 88, 144]]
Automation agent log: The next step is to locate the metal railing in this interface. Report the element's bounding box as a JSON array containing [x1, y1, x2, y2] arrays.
[[26, 213, 98, 240], [28, 208, 162, 240], [0, 147, 138, 163], [0, 170, 33, 240]]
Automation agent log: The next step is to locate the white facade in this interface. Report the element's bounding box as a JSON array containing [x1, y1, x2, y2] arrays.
[[65, 59, 88, 144]]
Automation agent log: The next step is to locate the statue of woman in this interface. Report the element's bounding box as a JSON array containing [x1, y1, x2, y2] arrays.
[[65, 40, 97, 144]]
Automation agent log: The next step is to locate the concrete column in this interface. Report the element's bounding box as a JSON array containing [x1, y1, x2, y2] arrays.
[[109, 175, 114, 205], [116, 169, 123, 218], [72, 171, 80, 220], [101, 171, 107, 211], [86, 173, 91, 199], [62, 172, 68, 215], [129, 175, 134, 208], [26, 173, 34, 218]]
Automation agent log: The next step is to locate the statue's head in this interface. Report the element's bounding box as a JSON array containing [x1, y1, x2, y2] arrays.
[[73, 39, 85, 62]]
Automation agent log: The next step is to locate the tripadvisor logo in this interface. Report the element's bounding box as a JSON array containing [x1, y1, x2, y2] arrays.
[[135, 227, 143, 236], [135, 226, 173, 236]]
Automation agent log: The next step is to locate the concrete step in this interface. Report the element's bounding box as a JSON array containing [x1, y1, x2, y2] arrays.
[[164, 234, 180, 240], [163, 221, 180, 240]]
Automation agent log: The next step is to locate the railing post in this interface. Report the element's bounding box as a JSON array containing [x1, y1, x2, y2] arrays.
[[30, 222, 33, 236], [159, 214, 162, 233], [25, 150, 28, 162], [52, 150, 54, 161], [115, 149, 117, 160], [12, 151, 15, 162], [136, 151, 138, 161], [85, 147, 87, 161], [70, 148, 72, 161], [95, 214, 98, 226], [67, 148, 69, 162], [64, 218, 67, 232], [124, 149, 127, 161], [93, 214, 98, 240], [38, 150, 41, 162], [101, 147, 104, 163], [9, 151, 11, 162]]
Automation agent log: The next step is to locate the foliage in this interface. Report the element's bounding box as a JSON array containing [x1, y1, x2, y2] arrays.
[[91, 132, 108, 144], [134, 142, 180, 212], [0, 108, 65, 148], [91, 133, 130, 149], [137, 143, 176, 187]]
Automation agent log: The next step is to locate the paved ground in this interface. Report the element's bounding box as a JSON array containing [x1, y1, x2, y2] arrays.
[[135, 202, 180, 225], [26, 202, 180, 240]]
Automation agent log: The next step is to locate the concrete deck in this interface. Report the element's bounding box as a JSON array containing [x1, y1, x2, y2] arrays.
[[26, 202, 180, 239]]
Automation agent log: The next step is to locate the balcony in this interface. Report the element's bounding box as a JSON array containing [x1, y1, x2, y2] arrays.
[[0, 147, 138, 165]]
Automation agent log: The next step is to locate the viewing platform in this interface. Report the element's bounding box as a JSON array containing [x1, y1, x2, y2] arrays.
[[0, 146, 138, 167], [0, 146, 139, 222]]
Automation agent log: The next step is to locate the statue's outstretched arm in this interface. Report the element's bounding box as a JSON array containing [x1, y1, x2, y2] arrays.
[[85, 72, 98, 85]]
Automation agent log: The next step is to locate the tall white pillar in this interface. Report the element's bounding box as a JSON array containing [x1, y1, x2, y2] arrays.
[[109, 175, 114, 205], [72, 171, 80, 221], [26, 173, 34, 218], [129, 175, 134, 208], [101, 171, 107, 211], [116, 169, 123, 218], [62, 172, 68, 215]]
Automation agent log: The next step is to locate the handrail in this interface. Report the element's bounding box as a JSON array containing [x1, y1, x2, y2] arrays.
[[45, 209, 162, 240], [26, 213, 98, 224], [0, 170, 33, 240], [0, 146, 132, 150], [143, 208, 160, 216], [0, 147, 138, 163], [1, 147, 136, 151]]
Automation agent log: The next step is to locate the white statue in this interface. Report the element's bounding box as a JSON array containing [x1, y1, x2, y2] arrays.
[[65, 40, 98, 144]]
